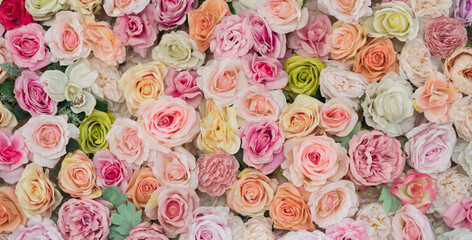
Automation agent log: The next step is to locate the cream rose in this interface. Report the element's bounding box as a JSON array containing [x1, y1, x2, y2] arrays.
[[449, 96, 472, 141], [88, 57, 125, 112], [245, 215, 277, 240], [399, 38, 437, 87], [279, 94, 322, 139], [410, 0, 452, 19], [452, 139, 472, 178], [0, 102, 17, 130], [25, 0, 66, 21], [356, 203, 394, 239], [432, 167, 471, 214], [67, 0, 102, 16]]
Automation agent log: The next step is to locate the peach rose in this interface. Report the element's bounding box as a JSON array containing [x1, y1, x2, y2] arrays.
[[257, 0, 308, 34], [15, 163, 63, 218], [126, 167, 161, 209], [330, 22, 368, 62], [269, 182, 314, 231], [282, 135, 349, 191], [308, 180, 359, 228], [226, 168, 278, 216], [235, 85, 286, 123], [444, 47, 472, 96], [0, 187, 27, 234], [413, 73, 461, 123], [399, 38, 437, 87], [353, 37, 399, 82], [278, 94, 322, 139], [188, 0, 230, 52], [320, 98, 358, 137], [58, 150, 102, 199], [83, 19, 126, 65], [450, 95, 472, 141], [119, 61, 167, 116]]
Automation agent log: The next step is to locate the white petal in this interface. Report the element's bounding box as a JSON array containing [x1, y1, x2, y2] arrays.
[[71, 91, 96, 115], [39, 70, 68, 102], [66, 59, 98, 88]]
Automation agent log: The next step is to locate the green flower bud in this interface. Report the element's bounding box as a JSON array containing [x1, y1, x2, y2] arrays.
[[78, 110, 114, 154], [284, 55, 326, 96]]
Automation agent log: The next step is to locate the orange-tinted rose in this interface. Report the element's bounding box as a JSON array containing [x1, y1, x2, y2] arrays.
[[126, 167, 161, 209], [0, 187, 26, 233]]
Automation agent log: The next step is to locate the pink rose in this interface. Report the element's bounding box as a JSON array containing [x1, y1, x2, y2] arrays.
[[288, 13, 331, 61], [152, 0, 195, 30], [197, 151, 239, 197], [137, 96, 200, 153], [442, 197, 472, 231], [348, 130, 405, 186], [235, 85, 286, 122], [8, 215, 62, 240], [164, 68, 202, 108], [93, 149, 132, 192], [257, 0, 308, 34], [318, 0, 372, 23], [103, 0, 149, 16], [238, 120, 284, 174], [326, 218, 373, 240], [320, 98, 358, 137], [389, 169, 436, 213], [279, 230, 332, 240], [83, 19, 126, 66], [113, 5, 158, 57], [392, 204, 435, 240], [308, 180, 359, 228], [125, 222, 168, 240], [145, 186, 199, 238], [240, 10, 286, 58], [413, 73, 461, 123], [14, 71, 57, 116], [19, 115, 79, 168], [106, 117, 150, 169], [424, 17, 468, 59], [241, 53, 288, 90], [57, 198, 111, 240], [0, 128, 29, 184], [405, 122, 456, 174], [4, 23, 51, 71], [282, 135, 349, 191], [179, 206, 234, 240], [44, 11, 91, 65], [150, 146, 198, 189], [210, 15, 253, 60]]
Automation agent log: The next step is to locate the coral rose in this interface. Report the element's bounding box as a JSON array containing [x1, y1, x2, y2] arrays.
[[354, 37, 398, 82], [444, 47, 472, 96], [319, 97, 358, 137], [0, 187, 26, 234], [126, 167, 160, 209]]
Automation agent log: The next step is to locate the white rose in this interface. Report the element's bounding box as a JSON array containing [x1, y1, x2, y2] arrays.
[[362, 72, 415, 137], [245, 215, 276, 240], [399, 38, 438, 87], [67, 0, 102, 16], [438, 228, 472, 240], [410, 0, 451, 19], [452, 138, 472, 178], [152, 31, 205, 71], [317, 0, 372, 23], [356, 203, 394, 240], [25, 0, 67, 21], [449, 96, 472, 141], [431, 167, 471, 214], [88, 58, 124, 112], [0, 102, 17, 130]]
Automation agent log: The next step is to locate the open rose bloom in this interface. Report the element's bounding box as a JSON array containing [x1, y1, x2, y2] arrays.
[[1, 0, 472, 238]]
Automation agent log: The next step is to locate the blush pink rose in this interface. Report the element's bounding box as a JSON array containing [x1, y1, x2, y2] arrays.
[[164, 68, 202, 108], [348, 130, 405, 186], [240, 9, 286, 58], [93, 149, 132, 192], [197, 151, 239, 197], [424, 17, 468, 59], [152, 0, 195, 30], [57, 198, 111, 240], [257, 0, 308, 34], [8, 215, 62, 240], [392, 204, 435, 240], [210, 15, 253, 60], [318, 0, 372, 23], [83, 19, 126, 66], [137, 96, 200, 153], [241, 53, 288, 90], [125, 222, 168, 240], [14, 71, 57, 116], [282, 135, 349, 191], [308, 180, 359, 228], [288, 13, 331, 61], [44, 11, 91, 65], [326, 218, 373, 240], [442, 197, 472, 231], [280, 230, 332, 240], [320, 98, 358, 137], [103, 0, 149, 16], [0, 128, 29, 184], [389, 169, 436, 213], [145, 186, 199, 238], [235, 85, 286, 122], [238, 120, 285, 174], [4, 23, 51, 71], [113, 5, 158, 58], [19, 115, 79, 168]]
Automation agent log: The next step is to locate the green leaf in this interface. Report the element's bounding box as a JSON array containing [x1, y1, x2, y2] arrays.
[[111, 202, 142, 237], [0, 63, 22, 80], [100, 186, 127, 209], [227, 1, 236, 14], [8, 106, 30, 120], [109, 228, 126, 240], [313, 88, 326, 103], [66, 138, 81, 153], [47, 62, 67, 72], [378, 185, 402, 214], [234, 148, 248, 171], [94, 99, 108, 112], [332, 122, 362, 149]]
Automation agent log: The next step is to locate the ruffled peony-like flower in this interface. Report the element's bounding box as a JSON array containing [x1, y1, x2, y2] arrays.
[[83, 19, 126, 65], [125, 222, 168, 240], [8, 215, 62, 240], [278, 94, 322, 139], [392, 204, 435, 240], [353, 37, 398, 82], [197, 151, 239, 197], [410, 0, 452, 19], [210, 15, 253, 59], [444, 47, 472, 96], [399, 38, 437, 87], [432, 167, 471, 214], [0, 129, 29, 184], [326, 218, 373, 240], [14, 71, 57, 116], [163, 68, 202, 108], [356, 203, 394, 239], [424, 17, 468, 59]]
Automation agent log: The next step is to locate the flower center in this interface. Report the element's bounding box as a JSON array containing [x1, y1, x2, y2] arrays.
[[64, 83, 86, 107]]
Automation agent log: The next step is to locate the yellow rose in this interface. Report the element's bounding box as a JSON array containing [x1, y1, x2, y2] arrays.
[[15, 163, 63, 218], [279, 94, 322, 139], [196, 100, 240, 154], [118, 62, 167, 116], [0, 102, 17, 130]]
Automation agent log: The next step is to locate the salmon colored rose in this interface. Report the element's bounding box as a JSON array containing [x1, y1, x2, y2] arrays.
[[126, 167, 161, 209], [444, 47, 472, 96], [257, 0, 308, 34], [226, 168, 278, 216], [330, 22, 367, 62], [269, 182, 314, 231], [58, 150, 102, 199], [188, 0, 230, 52], [320, 98, 358, 137], [0, 187, 27, 234], [15, 163, 63, 218], [353, 37, 399, 82], [279, 94, 322, 139], [83, 19, 126, 65]]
